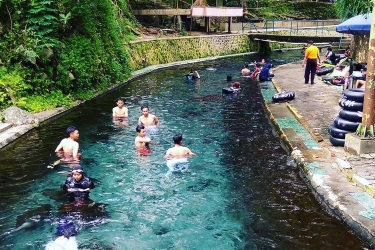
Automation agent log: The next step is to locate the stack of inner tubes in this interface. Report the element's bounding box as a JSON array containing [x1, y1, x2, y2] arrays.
[[272, 90, 295, 102], [316, 66, 334, 76], [328, 88, 364, 146]]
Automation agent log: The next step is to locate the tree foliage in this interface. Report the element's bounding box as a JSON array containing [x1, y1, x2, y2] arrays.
[[335, 0, 372, 19], [0, 0, 139, 111]]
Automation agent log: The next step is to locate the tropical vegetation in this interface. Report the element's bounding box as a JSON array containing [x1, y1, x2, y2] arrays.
[[0, 0, 372, 113], [0, 0, 138, 112]]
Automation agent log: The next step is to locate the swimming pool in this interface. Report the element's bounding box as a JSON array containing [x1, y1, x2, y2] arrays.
[[0, 52, 365, 249]]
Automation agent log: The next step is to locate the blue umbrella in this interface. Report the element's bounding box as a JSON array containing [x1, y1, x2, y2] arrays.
[[336, 13, 371, 35]]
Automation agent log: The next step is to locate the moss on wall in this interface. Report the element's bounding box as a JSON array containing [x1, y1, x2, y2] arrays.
[[128, 34, 254, 69]]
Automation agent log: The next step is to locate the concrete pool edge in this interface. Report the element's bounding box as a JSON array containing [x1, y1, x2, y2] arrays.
[[260, 64, 375, 247]]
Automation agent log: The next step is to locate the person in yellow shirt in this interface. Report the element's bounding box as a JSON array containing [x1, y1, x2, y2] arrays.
[[302, 40, 321, 84]]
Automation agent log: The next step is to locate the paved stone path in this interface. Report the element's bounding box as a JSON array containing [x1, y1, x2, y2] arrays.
[[268, 61, 375, 245]]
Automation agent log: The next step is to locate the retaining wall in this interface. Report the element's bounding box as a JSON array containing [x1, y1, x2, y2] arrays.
[[127, 34, 254, 70]]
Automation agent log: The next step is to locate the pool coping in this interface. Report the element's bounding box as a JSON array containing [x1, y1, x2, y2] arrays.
[[260, 65, 375, 247]]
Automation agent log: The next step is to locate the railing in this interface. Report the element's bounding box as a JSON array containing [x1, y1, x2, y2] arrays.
[[242, 19, 342, 37]]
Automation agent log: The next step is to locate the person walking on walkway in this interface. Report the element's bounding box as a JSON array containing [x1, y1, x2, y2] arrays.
[[302, 40, 320, 84]]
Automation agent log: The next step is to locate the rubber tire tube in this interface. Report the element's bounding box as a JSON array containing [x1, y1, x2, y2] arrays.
[[328, 123, 351, 139], [272, 90, 295, 102], [330, 135, 345, 147], [342, 88, 365, 102], [338, 109, 362, 122], [316, 67, 334, 76], [333, 116, 360, 132], [338, 98, 363, 111]]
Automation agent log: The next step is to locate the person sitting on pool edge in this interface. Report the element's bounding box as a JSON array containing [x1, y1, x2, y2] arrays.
[[135, 124, 152, 156], [186, 69, 200, 80], [258, 63, 274, 82], [62, 164, 94, 202], [164, 133, 196, 172], [55, 126, 81, 162]]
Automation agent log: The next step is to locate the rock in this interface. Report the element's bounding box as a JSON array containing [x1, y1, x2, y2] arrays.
[[2, 106, 39, 125]]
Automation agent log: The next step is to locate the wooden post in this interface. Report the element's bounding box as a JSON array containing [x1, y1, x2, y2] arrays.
[[228, 17, 232, 33]]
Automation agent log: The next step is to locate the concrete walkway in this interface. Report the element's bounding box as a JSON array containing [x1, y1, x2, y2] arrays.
[[266, 61, 375, 246]]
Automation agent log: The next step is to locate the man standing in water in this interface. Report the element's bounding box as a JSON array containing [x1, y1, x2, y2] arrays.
[[138, 106, 159, 126], [135, 125, 152, 156], [112, 97, 128, 118], [164, 133, 196, 172], [55, 126, 81, 162]]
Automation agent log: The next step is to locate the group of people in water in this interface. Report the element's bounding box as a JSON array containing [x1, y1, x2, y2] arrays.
[[240, 59, 274, 82], [54, 97, 197, 202]]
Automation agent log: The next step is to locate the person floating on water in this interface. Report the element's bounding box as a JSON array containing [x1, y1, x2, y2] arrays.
[[164, 133, 196, 173], [135, 124, 152, 156], [186, 69, 200, 80], [62, 164, 94, 202], [230, 82, 241, 92], [55, 126, 81, 162], [241, 63, 251, 76]]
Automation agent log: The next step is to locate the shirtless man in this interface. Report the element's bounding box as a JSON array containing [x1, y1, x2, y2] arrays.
[[55, 126, 80, 161], [112, 97, 128, 118], [138, 106, 159, 126], [164, 133, 196, 172], [134, 125, 151, 155], [164, 133, 196, 159], [241, 64, 251, 76]]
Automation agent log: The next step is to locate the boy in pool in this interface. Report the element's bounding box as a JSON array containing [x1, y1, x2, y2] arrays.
[[138, 105, 160, 133], [112, 97, 128, 119], [164, 133, 196, 172], [55, 126, 81, 162], [135, 125, 152, 155]]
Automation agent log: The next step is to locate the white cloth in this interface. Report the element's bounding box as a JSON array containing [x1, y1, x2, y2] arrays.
[[166, 158, 188, 172]]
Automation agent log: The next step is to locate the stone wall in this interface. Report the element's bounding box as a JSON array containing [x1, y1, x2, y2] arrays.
[[127, 34, 255, 70], [352, 35, 369, 64]]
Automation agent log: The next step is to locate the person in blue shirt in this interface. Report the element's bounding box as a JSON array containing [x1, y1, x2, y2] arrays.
[[259, 63, 274, 81]]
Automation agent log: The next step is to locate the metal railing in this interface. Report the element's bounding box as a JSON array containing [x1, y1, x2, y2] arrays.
[[242, 19, 341, 37]]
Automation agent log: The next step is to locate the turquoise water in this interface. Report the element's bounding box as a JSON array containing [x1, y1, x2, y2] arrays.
[[0, 52, 366, 249]]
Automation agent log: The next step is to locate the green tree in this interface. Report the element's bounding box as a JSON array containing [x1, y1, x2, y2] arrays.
[[335, 0, 372, 19]]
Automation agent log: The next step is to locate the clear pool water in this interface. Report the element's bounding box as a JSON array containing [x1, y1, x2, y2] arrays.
[[0, 51, 366, 249]]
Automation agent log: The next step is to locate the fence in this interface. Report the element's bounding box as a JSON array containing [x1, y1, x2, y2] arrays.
[[242, 19, 342, 37]]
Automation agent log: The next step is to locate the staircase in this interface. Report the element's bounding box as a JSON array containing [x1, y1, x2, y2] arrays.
[[330, 36, 351, 54]]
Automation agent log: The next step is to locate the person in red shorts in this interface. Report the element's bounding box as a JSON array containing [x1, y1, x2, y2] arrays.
[[134, 125, 151, 156]]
